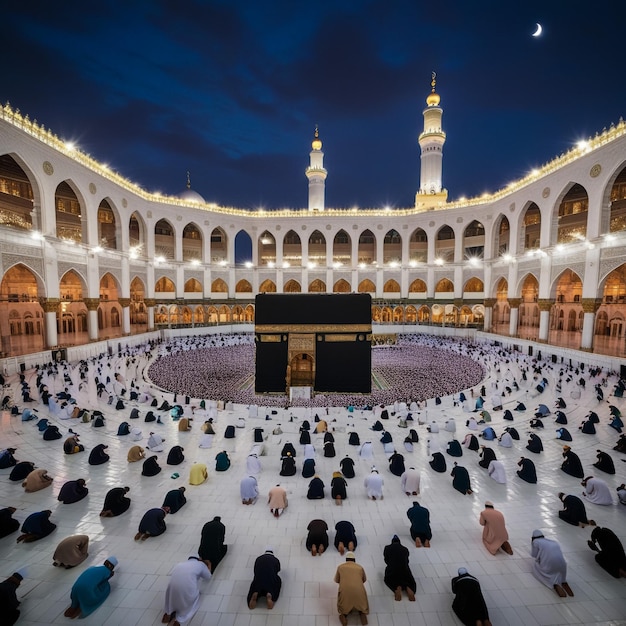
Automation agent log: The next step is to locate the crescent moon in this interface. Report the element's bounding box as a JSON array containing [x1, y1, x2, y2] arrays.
[[532, 23, 542, 37]]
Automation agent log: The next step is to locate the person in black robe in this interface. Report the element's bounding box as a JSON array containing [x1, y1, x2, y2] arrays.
[[334, 520, 357, 553], [331, 472, 348, 504], [253, 427, 264, 443], [556, 397, 566, 409], [17, 510, 56, 543], [593, 450, 615, 474], [529, 417, 544, 429], [280, 442, 296, 457], [505, 427, 520, 440], [117, 422, 130, 436], [446, 440, 463, 457], [555, 411, 567, 424], [135, 506, 168, 540], [614, 434, 626, 453], [587, 527, 626, 578], [129, 408, 140, 419], [0, 507, 20, 538], [383, 535, 416, 600], [0, 448, 18, 468], [9, 461, 34, 482], [58, 479, 88, 504], [388, 452, 405, 477], [299, 429, 311, 445], [280, 454, 296, 476], [0, 571, 24, 626], [162, 487, 187, 513], [142, 455, 162, 477], [429, 452, 446, 473], [247, 548, 281, 609], [556, 427, 572, 441], [324, 441, 336, 458], [92, 415, 105, 428], [63, 435, 84, 455], [224, 424, 235, 439], [579, 419, 596, 435], [100, 487, 131, 517], [451, 463, 472, 494], [301, 458, 315, 478], [380, 431, 393, 444], [306, 519, 329, 555], [463, 434, 480, 451], [561, 446, 584, 478], [526, 433, 543, 453], [371, 420, 384, 431], [300, 420, 310, 431], [478, 447, 496, 469], [502, 409, 514, 421], [166, 445, 185, 465], [515, 402, 526, 411], [88, 444, 110, 466], [198, 516, 228, 571], [36, 418, 49, 432], [324, 432, 335, 443], [409, 429, 419, 443], [340, 456, 355, 478], [517, 457, 537, 483], [43, 425, 62, 441], [348, 432, 360, 446], [451, 568, 491, 626], [307, 476, 325, 499], [557, 493, 595, 527], [407, 501, 432, 547]]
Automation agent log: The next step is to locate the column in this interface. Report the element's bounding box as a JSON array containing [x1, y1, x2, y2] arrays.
[[537, 299, 554, 342], [41, 299, 59, 348], [83, 298, 100, 342], [483, 298, 495, 333], [145, 298, 156, 331], [580, 298, 601, 352], [508, 298, 521, 337], [119, 298, 131, 335]]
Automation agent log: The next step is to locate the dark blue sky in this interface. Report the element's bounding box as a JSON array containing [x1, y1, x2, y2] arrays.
[[4, 1, 625, 210]]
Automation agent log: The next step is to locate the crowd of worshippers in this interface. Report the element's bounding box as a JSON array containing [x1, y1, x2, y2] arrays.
[[1, 334, 626, 625]]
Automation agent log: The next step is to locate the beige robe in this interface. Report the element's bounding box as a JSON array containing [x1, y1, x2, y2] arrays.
[[178, 417, 191, 432], [334, 561, 369, 615], [267, 486, 288, 510], [127, 446, 145, 462], [53, 534, 89, 567], [479, 507, 509, 554], [189, 463, 208, 485], [22, 468, 53, 492]]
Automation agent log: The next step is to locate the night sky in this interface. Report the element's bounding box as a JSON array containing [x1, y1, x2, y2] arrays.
[[4, 1, 625, 210]]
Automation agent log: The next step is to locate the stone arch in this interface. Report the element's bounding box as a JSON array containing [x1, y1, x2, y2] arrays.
[[211, 278, 228, 293], [383, 228, 401, 264], [97, 197, 120, 249], [518, 202, 542, 252], [258, 230, 276, 266], [435, 278, 453, 293], [55, 180, 86, 243], [182, 222, 203, 262], [283, 229, 302, 266], [184, 278, 202, 293], [435, 225, 455, 262], [284, 279, 301, 293], [59, 269, 86, 301], [235, 279, 252, 293], [463, 277, 484, 293], [357, 229, 375, 265], [383, 279, 400, 292], [154, 218, 176, 259], [463, 219, 485, 260], [493, 214, 510, 257], [130, 277, 147, 329], [358, 279, 375, 293], [235, 229, 253, 266], [417, 305, 431, 323], [333, 278, 351, 292], [129, 211, 147, 255], [0, 153, 38, 231], [155, 276, 175, 293], [405, 305, 417, 323], [309, 278, 326, 293], [259, 279, 277, 293], [308, 230, 326, 266], [210, 227, 228, 263], [409, 278, 427, 293], [409, 227, 427, 263], [333, 229, 351, 266], [602, 161, 626, 234], [552, 182, 589, 245]]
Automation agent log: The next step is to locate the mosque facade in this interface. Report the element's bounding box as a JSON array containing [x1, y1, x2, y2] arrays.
[[0, 85, 625, 361]]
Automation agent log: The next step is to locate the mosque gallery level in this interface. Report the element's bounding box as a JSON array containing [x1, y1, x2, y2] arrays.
[[0, 89, 626, 360]]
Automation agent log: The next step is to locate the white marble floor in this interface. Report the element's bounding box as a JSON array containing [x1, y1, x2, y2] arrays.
[[1, 347, 625, 626]]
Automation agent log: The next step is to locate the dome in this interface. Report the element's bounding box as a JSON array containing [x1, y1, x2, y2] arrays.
[[426, 91, 440, 107], [179, 188, 206, 204]]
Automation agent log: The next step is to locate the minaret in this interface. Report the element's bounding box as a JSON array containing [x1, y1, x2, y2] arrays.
[[416, 72, 448, 210], [305, 126, 327, 211]]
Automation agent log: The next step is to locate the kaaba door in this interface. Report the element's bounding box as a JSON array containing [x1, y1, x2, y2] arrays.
[[289, 353, 315, 387]]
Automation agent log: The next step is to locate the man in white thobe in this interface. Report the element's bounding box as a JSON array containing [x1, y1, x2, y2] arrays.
[[488, 460, 507, 484], [400, 467, 421, 496], [163, 556, 212, 625], [582, 476, 613, 505], [498, 431, 513, 448], [364, 468, 384, 500], [530, 530, 573, 597], [240, 475, 259, 505]]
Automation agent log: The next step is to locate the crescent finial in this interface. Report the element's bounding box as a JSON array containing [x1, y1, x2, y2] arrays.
[[186, 170, 191, 189], [431, 71, 437, 92]]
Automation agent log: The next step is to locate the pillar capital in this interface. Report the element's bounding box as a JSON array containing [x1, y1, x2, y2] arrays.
[[483, 298, 496, 308], [144, 298, 156, 308], [537, 298, 554, 312], [40, 298, 60, 313], [83, 298, 100, 311], [508, 298, 522, 309], [581, 298, 602, 313], [118, 298, 131, 308]]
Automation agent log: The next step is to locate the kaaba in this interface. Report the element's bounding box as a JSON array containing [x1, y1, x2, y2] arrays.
[[255, 293, 372, 394]]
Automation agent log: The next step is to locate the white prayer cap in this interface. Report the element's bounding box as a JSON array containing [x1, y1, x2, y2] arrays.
[[345, 551, 356, 560], [458, 567, 468, 575], [106, 556, 118, 567], [531, 529, 544, 539], [265, 546, 274, 553]]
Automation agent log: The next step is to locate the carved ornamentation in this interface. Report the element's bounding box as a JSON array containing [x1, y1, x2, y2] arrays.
[[581, 298, 602, 313], [122, 198, 128, 208], [2, 253, 43, 279], [43, 161, 54, 175], [508, 298, 522, 309], [40, 298, 60, 313], [542, 187, 550, 198], [89, 183, 97, 195], [83, 298, 100, 311], [483, 298, 496, 308], [118, 298, 131, 308], [589, 163, 602, 178], [144, 298, 156, 308], [537, 298, 554, 311]]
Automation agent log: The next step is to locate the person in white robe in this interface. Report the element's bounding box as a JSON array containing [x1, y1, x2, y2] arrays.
[[400, 467, 421, 496], [498, 432, 513, 448], [444, 418, 456, 433], [364, 468, 384, 500], [466, 417, 478, 430], [488, 460, 507, 484], [359, 442, 373, 459], [163, 556, 212, 625], [303, 443, 316, 460], [131, 428, 143, 441], [582, 476, 613, 505], [198, 433, 213, 449], [427, 421, 439, 433], [530, 530, 573, 597], [246, 454, 261, 475], [146, 432, 165, 452]]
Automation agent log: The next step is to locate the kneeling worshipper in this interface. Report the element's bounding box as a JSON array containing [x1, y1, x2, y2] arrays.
[[555, 410, 568, 425], [561, 446, 584, 478], [246, 453, 261, 475], [359, 441, 374, 459], [162, 555, 212, 626], [451, 568, 492, 626], [331, 471, 348, 504], [100, 486, 131, 517], [178, 416, 192, 431], [268, 484, 288, 517], [446, 439, 463, 456], [142, 454, 162, 476], [335, 520, 358, 554], [364, 467, 384, 499], [240, 475, 259, 505], [504, 426, 520, 440], [617, 484, 626, 505], [63, 434, 84, 455], [593, 450, 615, 474], [280, 453, 297, 476], [146, 432, 166, 452], [556, 427, 572, 441], [479, 502, 513, 555], [488, 460, 507, 484], [530, 530, 573, 597], [407, 501, 432, 548], [163, 486, 187, 513], [127, 445, 145, 462], [302, 457, 316, 478], [429, 451, 447, 473], [383, 535, 416, 601], [481, 426, 496, 441], [0, 448, 18, 468], [88, 444, 110, 465], [557, 493, 595, 527], [167, 445, 185, 465], [462, 433, 479, 451], [517, 457, 537, 483], [58, 478, 88, 504], [388, 451, 405, 476], [22, 468, 53, 492], [587, 527, 626, 578], [198, 516, 228, 571], [53, 535, 90, 569], [0, 569, 27, 626], [17, 510, 56, 543], [478, 446, 496, 469], [498, 430, 513, 448], [307, 475, 325, 499], [526, 433, 543, 453], [582, 476, 614, 505], [247, 547, 282, 609], [215, 450, 231, 471], [340, 455, 356, 478], [334, 551, 369, 625], [580, 418, 597, 435], [306, 518, 329, 555], [189, 462, 208, 485], [0, 507, 20, 538], [63, 557, 117, 619], [135, 506, 169, 540], [400, 467, 421, 496], [117, 421, 130, 436], [451, 463, 473, 495]]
